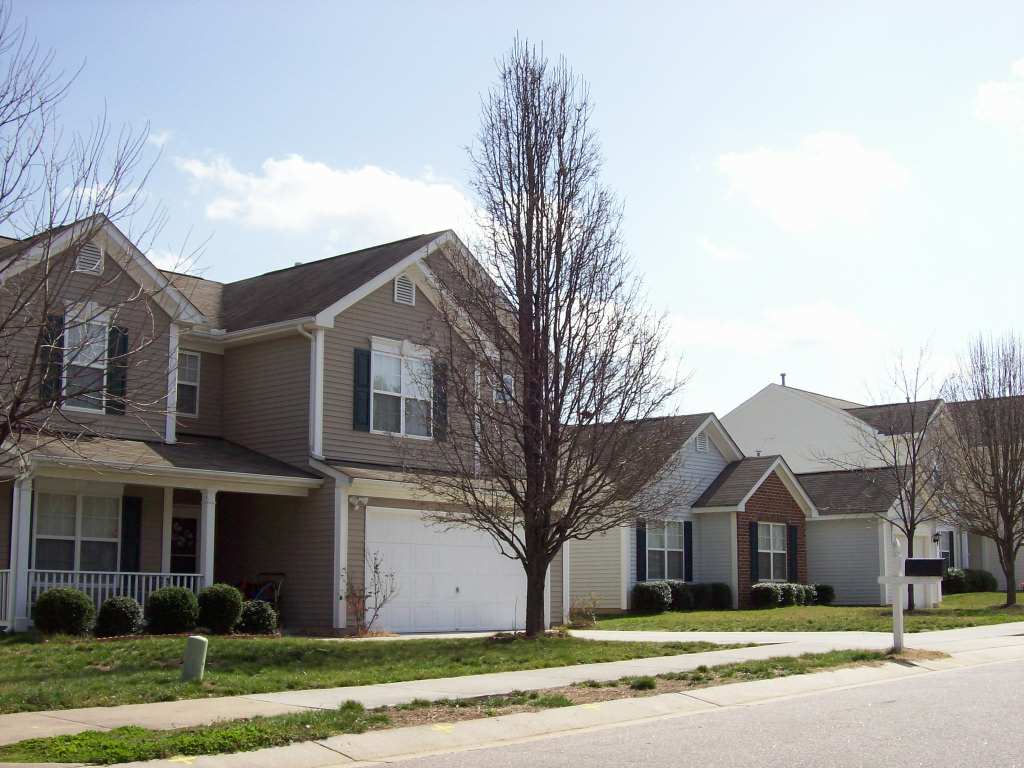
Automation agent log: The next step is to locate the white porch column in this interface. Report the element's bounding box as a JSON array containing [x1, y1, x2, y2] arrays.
[[10, 477, 33, 631], [199, 489, 218, 587], [161, 488, 173, 573]]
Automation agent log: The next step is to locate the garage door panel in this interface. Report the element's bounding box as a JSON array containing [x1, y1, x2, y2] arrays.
[[365, 507, 529, 633]]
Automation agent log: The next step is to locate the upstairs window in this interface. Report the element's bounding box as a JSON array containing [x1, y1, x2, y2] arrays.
[[74, 242, 103, 274], [371, 348, 432, 438], [63, 310, 108, 412], [393, 274, 416, 306], [177, 351, 201, 417], [493, 373, 514, 403]]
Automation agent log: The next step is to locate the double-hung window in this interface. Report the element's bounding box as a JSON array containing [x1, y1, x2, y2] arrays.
[[757, 522, 787, 582], [34, 492, 120, 572], [177, 351, 201, 417], [371, 343, 432, 438], [647, 521, 685, 580], [63, 309, 108, 411]]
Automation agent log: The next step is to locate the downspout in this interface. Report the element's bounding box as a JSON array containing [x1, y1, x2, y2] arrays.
[[297, 323, 324, 459]]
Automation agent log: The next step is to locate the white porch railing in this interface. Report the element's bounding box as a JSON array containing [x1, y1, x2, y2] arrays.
[[0, 570, 10, 627], [27, 570, 201, 613]]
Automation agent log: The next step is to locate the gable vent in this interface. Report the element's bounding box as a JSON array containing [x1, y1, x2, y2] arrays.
[[74, 242, 103, 273], [394, 274, 416, 306], [695, 430, 709, 453]]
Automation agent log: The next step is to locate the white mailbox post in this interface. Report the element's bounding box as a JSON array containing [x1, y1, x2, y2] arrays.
[[878, 557, 945, 652]]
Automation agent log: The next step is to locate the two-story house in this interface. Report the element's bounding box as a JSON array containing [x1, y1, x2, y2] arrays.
[[0, 217, 565, 633], [568, 413, 819, 610]]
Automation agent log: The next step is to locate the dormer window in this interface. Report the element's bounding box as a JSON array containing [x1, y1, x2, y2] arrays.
[[74, 242, 103, 274], [393, 274, 415, 306], [695, 430, 709, 453]]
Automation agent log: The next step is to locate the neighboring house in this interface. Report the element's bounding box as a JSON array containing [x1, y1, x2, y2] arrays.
[[569, 413, 818, 610], [724, 383, 956, 606], [0, 219, 566, 633]]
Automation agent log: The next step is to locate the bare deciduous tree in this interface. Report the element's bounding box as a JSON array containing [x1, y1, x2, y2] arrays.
[[938, 334, 1024, 606], [826, 353, 944, 609], [0, 2, 190, 471], [404, 40, 686, 637]]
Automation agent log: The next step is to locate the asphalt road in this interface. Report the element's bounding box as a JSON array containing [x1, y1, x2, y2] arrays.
[[391, 660, 1024, 768]]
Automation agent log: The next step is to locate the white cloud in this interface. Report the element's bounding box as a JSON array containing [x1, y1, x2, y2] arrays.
[[716, 132, 910, 233], [175, 154, 475, 244], [698, 236, 745, 264], [147, 130, 172, 148], [146, 248, 185, 271], [976, 58, 1024, 129]]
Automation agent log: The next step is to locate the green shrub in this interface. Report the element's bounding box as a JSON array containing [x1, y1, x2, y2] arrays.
[[32, 588, 94, 636], [942, 568, 966, 595], [95, 596, 143, 637], [667, 580, 694, 611], [145, 587, 199, 634], [198, 583, 243, 634], [750, 582, 781, 609], [964, 568, 997, 593], [814, 584, 835, 605], [237, 600, 278, 634], [778, 582, 800, 606], [632, 581, 672, 612], [689, 582, 711, 609], [629, 676, 657, 690], [708, 582, 732, 609], [802, 584, 818, 605]]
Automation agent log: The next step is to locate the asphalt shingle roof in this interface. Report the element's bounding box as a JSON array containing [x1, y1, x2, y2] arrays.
[[844, 400, 942, 436], [693, 455, 780, 508], [795, 467, 899, 516]]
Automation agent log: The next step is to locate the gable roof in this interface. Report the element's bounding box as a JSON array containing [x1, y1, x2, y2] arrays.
[[795, 467, 899, 516], [214, 231, 445, 331], [693, 455, 780, 508], [844, 399, 942, 436]]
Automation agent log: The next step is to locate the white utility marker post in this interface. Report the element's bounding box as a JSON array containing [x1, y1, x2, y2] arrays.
[[879, 557, 945, 652]]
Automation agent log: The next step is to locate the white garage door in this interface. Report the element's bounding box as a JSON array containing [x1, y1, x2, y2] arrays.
[[365, 507, 529, 633]]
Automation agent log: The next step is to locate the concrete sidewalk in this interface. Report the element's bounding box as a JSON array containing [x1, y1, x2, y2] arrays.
[[6, 638, 1023, 768], [2, 620, 1022, 749]]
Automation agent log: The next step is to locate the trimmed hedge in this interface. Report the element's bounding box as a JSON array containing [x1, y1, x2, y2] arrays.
[[198, 583, 243, 634], [32, 588, 94, 636], [95, 596, 144, 637], [145, 586, 199, 634], [632, 581, 672, 612], [237, 600, 278, 634], [632, 581, 734, 613], [749, 582, 822, 609], [814, 583, 835, 606]]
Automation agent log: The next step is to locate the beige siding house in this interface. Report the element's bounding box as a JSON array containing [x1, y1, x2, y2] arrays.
[[1, 221, 566, 634]]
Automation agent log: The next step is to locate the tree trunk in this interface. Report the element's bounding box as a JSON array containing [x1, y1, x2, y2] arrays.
[[523, 559, 548, 638], [1003, 545, 1017, 607]]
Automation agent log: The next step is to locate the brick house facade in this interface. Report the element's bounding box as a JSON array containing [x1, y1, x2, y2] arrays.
[[736, 471, 808, 607]]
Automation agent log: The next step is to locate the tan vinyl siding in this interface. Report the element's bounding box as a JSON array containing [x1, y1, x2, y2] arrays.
[[176, 350, 223, 437], [222, 335, 309, 467], [0, 243, 172, 442], [215, 481, 336, 631], [569, 527, 623, 611], [0, 481, 10, 569], [346, 497, 366, 627], [549, 546, 564, 625], [322, 280, 450, 467], [124, 484, 166, 573]]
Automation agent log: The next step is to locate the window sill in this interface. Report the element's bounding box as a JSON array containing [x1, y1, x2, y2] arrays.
[[370, 429, 434, 442], [61, 404, 105, 415]]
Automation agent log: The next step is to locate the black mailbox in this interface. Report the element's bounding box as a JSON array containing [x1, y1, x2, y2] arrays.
[[904, 558, 945, 577]]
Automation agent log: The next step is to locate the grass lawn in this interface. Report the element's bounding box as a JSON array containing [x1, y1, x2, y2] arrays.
[[0, 649, 896, 765], [0, 633, 732, 715], [594, 592, 1024, 633]]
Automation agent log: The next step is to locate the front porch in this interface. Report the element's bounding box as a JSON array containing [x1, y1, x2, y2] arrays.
[[1, 435, 325, 631]]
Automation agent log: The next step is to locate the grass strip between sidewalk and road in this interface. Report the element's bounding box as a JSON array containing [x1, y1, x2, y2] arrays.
[[0, 633, 737, 714], [0, 649, 937, 765]]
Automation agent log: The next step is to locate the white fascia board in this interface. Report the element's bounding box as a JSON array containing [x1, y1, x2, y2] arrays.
[[190, 317, 317, 348], [313, 232, 450, 328]]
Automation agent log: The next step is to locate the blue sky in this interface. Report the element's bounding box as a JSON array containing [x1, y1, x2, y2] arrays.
[[21, 1, 1024, 415]]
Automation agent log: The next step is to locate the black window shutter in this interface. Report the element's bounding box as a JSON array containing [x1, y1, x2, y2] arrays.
[[433, 360, 448, 441], [787, 524, 799, 583], [353, 348, 371, 431], [683, 520, 693, 582], [749, 521, 760, 582], [120, 496, 143, 572], [105, 325, 129, 415], [40, 314, 64, 403], [636, 522, 647, 582]]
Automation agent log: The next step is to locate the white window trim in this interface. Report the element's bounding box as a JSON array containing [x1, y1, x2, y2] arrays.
[[646, 521, 686, 581], [176, 350, 201, 417], [61, 303, 110, 414], [72, 242, 104, 274], [369, 337, 433, 440], [33, 492, 122, 573], [757, 521, 788, 583]]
